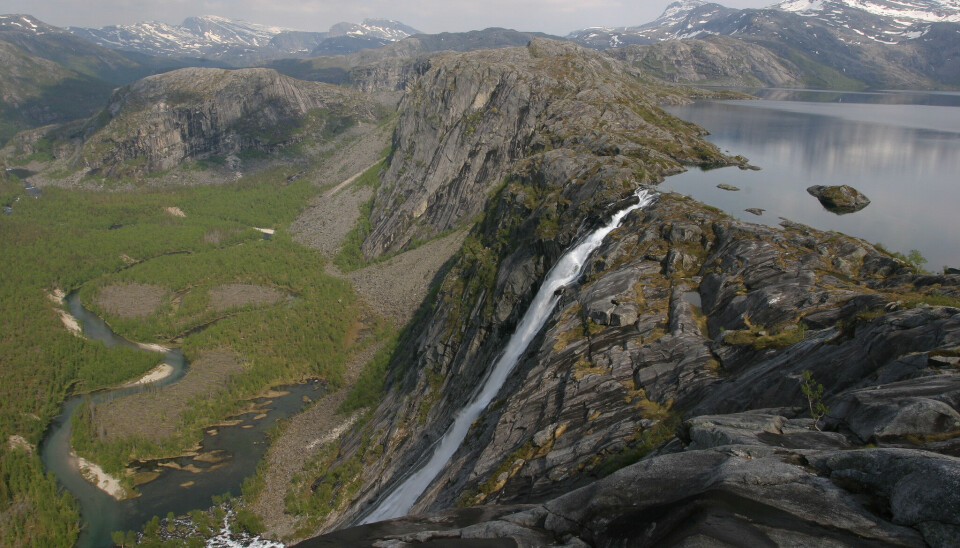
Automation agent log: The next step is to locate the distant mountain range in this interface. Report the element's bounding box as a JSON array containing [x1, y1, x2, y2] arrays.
[[0, 13, 162, 140], [1, 2, 959, 144], [568, 0, 960, 47], [567, 0, 960, 88], [68, 16, 421, 64], [0, 11, 559, 144]]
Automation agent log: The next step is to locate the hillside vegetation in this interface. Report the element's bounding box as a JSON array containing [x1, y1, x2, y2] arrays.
[[0, 131, 391, 546]]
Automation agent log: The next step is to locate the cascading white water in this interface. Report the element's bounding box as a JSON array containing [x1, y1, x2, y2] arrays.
[[361, 188, 655, 524]]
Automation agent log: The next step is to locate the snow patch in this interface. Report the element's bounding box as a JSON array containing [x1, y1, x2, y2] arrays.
[[777, 0, 960, 23], [778, 0, 827, 14]]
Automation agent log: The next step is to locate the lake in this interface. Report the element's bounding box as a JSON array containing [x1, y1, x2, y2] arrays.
[[662, 89, 960, 271]]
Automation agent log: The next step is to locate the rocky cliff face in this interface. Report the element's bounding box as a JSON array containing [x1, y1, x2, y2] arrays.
[[286, 38, 960, 548], [298, 188, 960, 546], [281, 37, 746, 532], [359, 38, 732, 260], [5, 67, 387, 182]]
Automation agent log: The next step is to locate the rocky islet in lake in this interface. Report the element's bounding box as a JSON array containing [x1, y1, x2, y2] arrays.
[[807, 184, 872, 214]]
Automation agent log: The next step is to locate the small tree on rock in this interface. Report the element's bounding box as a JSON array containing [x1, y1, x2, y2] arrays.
[[800, 369, 829, 431]]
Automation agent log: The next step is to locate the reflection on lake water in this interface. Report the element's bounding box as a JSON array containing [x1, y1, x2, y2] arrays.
[[663, 90, 960, 270]]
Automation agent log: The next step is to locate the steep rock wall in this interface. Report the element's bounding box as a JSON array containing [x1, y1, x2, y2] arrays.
[[283, 38, 960, 548], [360, 38, 731, 259], [288, 38, 740, 531], [78, 67, 383, 177]]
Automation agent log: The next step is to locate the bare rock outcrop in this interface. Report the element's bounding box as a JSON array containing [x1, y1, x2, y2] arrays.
[[80, 67, 383, 177], [359, 38, 733, 260], [3, 67, 388, 183], [609, 35, 812, 88], [285, 38, 960, 548]]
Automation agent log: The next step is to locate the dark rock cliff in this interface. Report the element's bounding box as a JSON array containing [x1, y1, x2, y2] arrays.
[[300, 186, 960, 545], [359, 38, 730, 260], [287, 38, 959, 548], [285, 38, 743, 531]]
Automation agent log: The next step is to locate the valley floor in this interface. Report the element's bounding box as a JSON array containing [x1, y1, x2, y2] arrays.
[[254, 167, 468, 541]]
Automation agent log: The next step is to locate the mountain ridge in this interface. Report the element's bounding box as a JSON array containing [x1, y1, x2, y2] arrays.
[[0, 66, 387, 185], [68, 15, 421, 65], [568, 0, 960, 47], [566, 0, 960, 88]]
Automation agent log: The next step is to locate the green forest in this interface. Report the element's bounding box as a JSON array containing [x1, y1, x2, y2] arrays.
[[0, 164, 382, 546]]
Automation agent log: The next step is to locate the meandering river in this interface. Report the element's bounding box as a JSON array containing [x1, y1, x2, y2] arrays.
[[663, 89, 960, 270], [40, 295, 320, 547]]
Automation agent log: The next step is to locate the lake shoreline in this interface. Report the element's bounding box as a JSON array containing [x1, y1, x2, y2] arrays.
[[663, 90, 960, 270]]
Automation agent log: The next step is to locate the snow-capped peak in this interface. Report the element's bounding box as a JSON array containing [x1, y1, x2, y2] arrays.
[[68, 16, 419, 62], [179, 15, 292, 45], [67, 16, 292, 58], [656, 0, 711, 23], [775, 0, 825, 14], [0, 14, 59, 35], [775, 0, 960, 23], [327, 19, 420, 41]]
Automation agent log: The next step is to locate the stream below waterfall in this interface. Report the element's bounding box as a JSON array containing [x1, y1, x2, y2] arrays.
[[40, 295, 320, 547]]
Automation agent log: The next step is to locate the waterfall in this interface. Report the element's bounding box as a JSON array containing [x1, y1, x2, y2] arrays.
[[361, 188, 655, 523]]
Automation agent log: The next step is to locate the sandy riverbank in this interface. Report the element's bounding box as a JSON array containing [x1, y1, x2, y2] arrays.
[[136, 342, 171, 353], [7, 435, 32, 454], [48, 288, 66, 305], [56, 309, 83, 337], [75, 453, 130, 500], [46, 289, 83, 336], [123, 363, 175, 387]]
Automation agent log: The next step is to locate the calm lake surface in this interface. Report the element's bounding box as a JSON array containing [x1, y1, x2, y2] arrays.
[[663, 89, 960, 270]]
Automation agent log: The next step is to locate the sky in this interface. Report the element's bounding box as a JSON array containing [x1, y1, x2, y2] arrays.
[[1, 0, 776, 36]]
